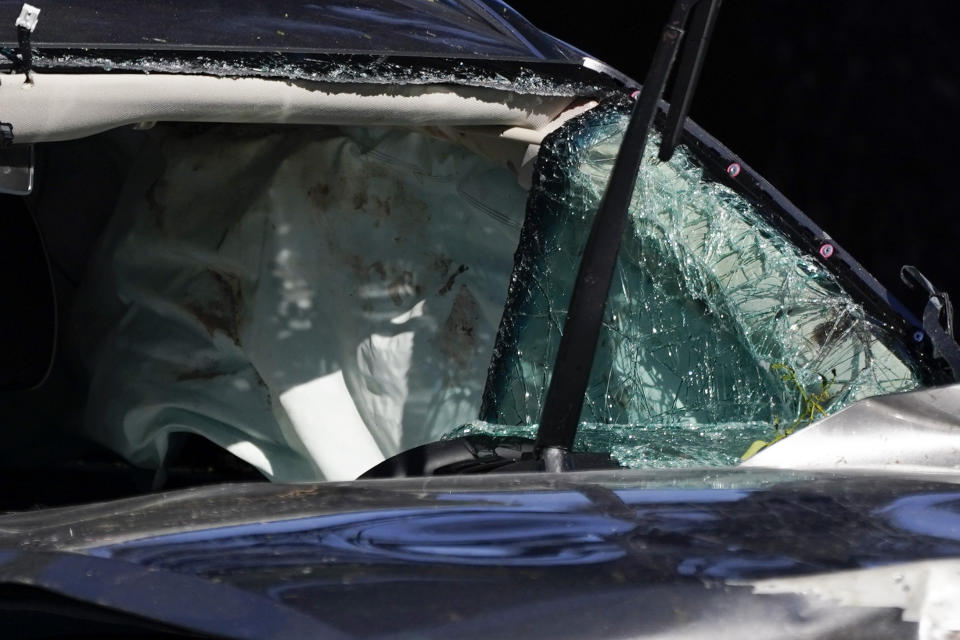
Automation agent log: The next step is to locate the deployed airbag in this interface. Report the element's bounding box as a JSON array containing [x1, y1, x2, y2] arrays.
[[73, 124, 529, 481]]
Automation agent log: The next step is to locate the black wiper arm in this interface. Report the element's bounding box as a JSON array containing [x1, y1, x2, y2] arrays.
[[535, 0, 722, 471], [660, 0, 723, 162]]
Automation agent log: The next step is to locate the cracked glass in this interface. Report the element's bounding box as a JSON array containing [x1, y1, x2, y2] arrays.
[[462, 98, 923, 468]]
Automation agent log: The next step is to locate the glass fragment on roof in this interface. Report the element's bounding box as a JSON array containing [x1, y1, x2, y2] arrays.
[[470, 98, 923, 468], [25, 52, 607, 97]]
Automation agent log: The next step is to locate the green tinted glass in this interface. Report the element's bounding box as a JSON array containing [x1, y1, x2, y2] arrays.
[[465, 100, 922, 468]]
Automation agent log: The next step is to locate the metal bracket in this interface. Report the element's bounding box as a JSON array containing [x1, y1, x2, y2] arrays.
[[11, 4, 40, 79], [0, 142, 35, 195], [901, 265, 960, 380], [1, 5, 38, 194]]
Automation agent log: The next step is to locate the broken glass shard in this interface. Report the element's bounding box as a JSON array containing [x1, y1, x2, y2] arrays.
[[474, 98, 923, 467]]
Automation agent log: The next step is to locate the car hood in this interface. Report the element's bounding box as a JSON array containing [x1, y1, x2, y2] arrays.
[[2, 468, 960, 638]]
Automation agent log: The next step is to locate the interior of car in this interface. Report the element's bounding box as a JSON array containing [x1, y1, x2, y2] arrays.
[[0, 72, 932, 510]]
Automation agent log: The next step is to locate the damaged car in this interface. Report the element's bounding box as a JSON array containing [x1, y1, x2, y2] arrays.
[[2, 0, 960, 637]]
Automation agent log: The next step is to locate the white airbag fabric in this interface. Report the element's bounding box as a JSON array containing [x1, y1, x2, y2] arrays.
[[73, 124, 528, 481]]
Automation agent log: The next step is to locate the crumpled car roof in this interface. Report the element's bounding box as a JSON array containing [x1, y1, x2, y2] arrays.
[[0, 0, 587, 62]]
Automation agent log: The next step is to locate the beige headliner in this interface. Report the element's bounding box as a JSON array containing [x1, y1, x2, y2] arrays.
[[0, 72, 576, 144]]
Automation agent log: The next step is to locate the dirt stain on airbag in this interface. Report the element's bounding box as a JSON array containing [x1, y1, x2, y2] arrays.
[[438, 264, 469, 296], [438, 284, 480, 368], [183, 269, 243, 346]]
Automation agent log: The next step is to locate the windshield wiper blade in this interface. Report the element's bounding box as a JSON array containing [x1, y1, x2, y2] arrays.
[[535, 0, 722, 471]]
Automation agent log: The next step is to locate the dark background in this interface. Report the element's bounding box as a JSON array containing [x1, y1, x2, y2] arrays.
[[511, 0, 960, 316]]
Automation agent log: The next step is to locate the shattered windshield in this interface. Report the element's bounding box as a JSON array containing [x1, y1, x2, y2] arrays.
[[3, 91, 930, 487], [467, 97, 923, 467]]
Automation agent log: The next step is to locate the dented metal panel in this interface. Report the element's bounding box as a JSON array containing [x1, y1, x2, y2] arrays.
[[2, 469, 960, 637]]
